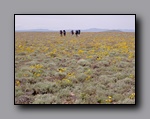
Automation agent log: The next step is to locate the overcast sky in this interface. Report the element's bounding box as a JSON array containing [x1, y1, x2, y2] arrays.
[[15, 15, 135, 30]]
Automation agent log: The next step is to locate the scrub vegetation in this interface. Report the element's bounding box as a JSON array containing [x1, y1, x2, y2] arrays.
[[15, 32, 135, 104]]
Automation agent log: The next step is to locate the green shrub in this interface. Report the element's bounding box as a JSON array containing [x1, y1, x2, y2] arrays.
[[113, 72, 128, 80], [116, 61, 130, 68], [59, 79, 73, 88], [117, 98, 135, 104], [77, 59, 90, 66], [18, 52, 26, 55], [123, 77, 135, 85], [32, 81, 59, 94], [100, 60, 110, 67], [15, 86, 24, 97], [113, 93, 125, 102], [57, 87, 72, 100], [15, 95, 32, 104], [76, 66, 85, 73], [54, 72, 67, 80], [114, 81, 131, 94], [98, 75, 110, 85], [32, 94, 57, 104], [76, 73, 88, 82]]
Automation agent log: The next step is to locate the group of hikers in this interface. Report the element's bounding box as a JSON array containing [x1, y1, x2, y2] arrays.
[[60, 30, 66, 36], [60, 30, 81, 37]]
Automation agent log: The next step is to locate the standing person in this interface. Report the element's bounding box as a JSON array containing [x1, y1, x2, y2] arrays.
[[60, 30, 63, 37], [75, 30, 78, 37], [78, 30, 81, 35], [71, 30, 74, 35], [63, 30, 66, 36]]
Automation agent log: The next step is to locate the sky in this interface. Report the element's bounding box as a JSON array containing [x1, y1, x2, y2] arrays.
[[15, 15, 135, 30]]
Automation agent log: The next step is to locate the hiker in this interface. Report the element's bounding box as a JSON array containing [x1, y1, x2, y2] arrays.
[[60, 30, 63, 36], [71, 30, 74, 35], [75, 30, 79, 37], [63, 30, 66, 36], [78, 30, 81, 35]]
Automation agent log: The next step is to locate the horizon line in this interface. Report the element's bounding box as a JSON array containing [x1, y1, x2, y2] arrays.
[[15, 28, 135, 31]]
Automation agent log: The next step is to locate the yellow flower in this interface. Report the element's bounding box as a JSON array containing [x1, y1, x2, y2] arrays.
[[129, 93, 135, 99], [67, 79, 70, 82], [132, 93, 135, 96], [23, 74, 28, 77], [63, 78, 70, 83], [96, 57, 101, 61], [16, 81, 20, 86], [30, 65, 34, 68], [78, 50, 84, 54], [19, 45, 22, 48], [58, 68, 66, 72], [86, 76, 91, 80], [88, 56, 93, 58], [67, 72, 74, 76], [108, 96, 112, 99], [108, 99, 112, 102], [129, 74, 134, 79]]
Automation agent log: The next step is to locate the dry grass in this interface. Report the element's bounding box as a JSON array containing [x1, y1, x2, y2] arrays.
[[15, 32, 135, 104]]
